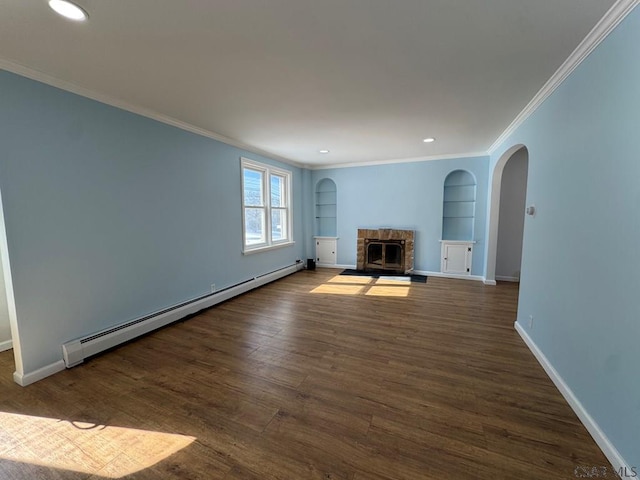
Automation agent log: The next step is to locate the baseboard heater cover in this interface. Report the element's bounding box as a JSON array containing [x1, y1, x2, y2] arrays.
[[62, 263, 303, 368]]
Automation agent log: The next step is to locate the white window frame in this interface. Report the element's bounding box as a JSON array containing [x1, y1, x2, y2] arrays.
[[241, 157, 293, 254]]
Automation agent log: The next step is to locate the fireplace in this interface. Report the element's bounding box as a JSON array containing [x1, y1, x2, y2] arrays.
[[365, 240, 405, 271], [357, 229, 415, 274]]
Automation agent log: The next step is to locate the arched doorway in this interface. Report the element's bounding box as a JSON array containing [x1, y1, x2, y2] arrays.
[[496, 149, 528, 281], [485, 145, 529, 284]]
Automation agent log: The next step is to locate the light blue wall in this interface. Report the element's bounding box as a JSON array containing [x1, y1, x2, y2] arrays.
[[311, 156, 489, 274], [0, 70, 305, 375], [489, 6, 640, 467]]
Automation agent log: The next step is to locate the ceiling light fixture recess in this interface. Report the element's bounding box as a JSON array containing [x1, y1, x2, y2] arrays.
[[423, 137, 436, 143], [319, 149, 330, 154], [48, 0, 89, 21]]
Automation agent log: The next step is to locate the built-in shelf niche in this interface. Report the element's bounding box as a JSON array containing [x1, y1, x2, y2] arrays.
[[315, 178, 337, 237], [442, 170, 476, 241]]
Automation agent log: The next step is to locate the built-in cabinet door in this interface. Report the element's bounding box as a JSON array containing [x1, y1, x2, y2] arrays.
[[441, 242, 472, 275], [316, 238, 337, 266]]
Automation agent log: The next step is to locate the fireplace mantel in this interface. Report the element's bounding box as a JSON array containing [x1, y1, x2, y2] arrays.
[[356, 228, 415, 274]]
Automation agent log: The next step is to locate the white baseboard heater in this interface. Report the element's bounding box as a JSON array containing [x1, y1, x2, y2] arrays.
[[62, 263, 303, 368]]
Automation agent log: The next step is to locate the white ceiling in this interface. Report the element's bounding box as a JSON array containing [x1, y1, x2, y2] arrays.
[[0, 0, 618, 167]]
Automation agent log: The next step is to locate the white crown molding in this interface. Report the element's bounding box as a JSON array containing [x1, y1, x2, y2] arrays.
[[0, 60, 485, 171], [0, 59, 305, 169], [488, 0, 640, 154], [311, 151, 488, 170], [0, 58, 488, 172], [6, 0, 636, 173]]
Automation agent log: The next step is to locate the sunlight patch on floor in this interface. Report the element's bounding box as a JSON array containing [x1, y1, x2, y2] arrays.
[[0, 412, 195, 478], [310, 274, 411, 296], [325, 275, 375, 284], [310, 284, 365, 295], [365, 286, 410, 297]]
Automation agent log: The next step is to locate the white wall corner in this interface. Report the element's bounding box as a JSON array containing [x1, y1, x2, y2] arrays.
[[483, 279, 497, 286], [514, 321, 631, 474]]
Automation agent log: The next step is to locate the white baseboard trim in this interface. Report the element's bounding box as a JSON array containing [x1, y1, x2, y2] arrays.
[[0, 339, 12, 352], [414, 270, 485, 282], [316, 264, 355, 269], [13, 360, 66, 387], [484, 279, 497, 286], [514, 322, 631, 474], [496, 275, 520, 282]]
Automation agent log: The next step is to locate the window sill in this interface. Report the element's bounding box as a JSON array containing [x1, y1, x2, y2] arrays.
[[242, 241, 295, 255]]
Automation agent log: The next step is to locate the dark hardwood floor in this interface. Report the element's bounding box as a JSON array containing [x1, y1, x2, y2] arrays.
[[0, 269, 612, 479]]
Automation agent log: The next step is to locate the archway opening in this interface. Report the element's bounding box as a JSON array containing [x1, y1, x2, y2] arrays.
[[495, 149, 529, 282], [485, 145, 529, 284]]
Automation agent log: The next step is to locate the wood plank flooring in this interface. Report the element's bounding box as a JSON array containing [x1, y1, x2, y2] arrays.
[[0, 269, 613, 479]]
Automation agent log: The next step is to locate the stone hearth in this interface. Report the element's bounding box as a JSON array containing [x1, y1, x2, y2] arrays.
[[357, 228, 415, 274]]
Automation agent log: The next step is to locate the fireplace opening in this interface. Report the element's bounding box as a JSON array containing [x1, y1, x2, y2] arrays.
[[365, 239, 405, 273], [385, 243, 403, 268], [357, 228, 415, 274], [367, 243, 383, 266]]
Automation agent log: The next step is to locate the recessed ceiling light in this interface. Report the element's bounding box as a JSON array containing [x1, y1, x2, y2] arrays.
[[423, 137, 436, 143], [48, 0, 89, 21], [319, 149, 330, 154]]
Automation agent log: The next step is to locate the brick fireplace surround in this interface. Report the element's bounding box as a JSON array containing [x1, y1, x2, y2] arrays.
[[356, 228, 415, 274]]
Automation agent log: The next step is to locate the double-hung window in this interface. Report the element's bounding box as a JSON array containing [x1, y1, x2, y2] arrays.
[[241, 158, 293, 252]]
